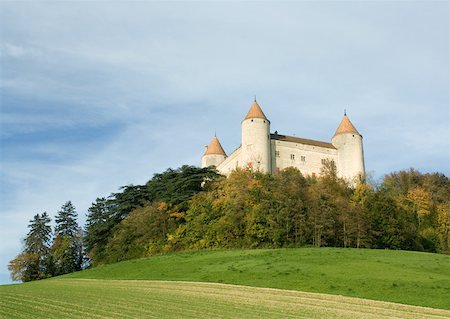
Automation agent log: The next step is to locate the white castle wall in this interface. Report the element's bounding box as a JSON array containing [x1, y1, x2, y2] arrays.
[[211, 134, 365, 182], [332, 133, 365, 182], [271, 140, 338, 176], [241, 118, 271, 173], [216, 147, 242, 175], [201, 153, 227, 168]]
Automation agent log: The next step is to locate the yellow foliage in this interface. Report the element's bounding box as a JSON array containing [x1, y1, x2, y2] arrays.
[[166, 233, 175, 243], [437, 203, 450, 234], [407, 187, 432, 217], [351, 183, 373, 205], [158, 202, 168, 211], [248, 179, 260, 189], [169, 211, 184, 219], [146, 243, 158, 256]]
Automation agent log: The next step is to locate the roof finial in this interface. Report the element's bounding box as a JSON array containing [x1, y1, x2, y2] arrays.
[[214, 130, 217, 137], [254, 95, 257, 102], [344, 109, 347, 116]]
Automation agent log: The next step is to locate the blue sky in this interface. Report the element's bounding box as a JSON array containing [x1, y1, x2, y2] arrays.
[[0, 1, 449, 284]]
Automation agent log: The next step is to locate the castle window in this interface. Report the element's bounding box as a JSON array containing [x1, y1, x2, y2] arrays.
[[321, 159, 326, 165], [290, 154, 295, 160], [275, 151, 280, 157], [301, 156, 306, 162]]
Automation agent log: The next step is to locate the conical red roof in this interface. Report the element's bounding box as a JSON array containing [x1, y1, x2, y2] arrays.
[[334, 114, 360, 136], [203, 136, 226, 156], [244, 100, 268, 121]]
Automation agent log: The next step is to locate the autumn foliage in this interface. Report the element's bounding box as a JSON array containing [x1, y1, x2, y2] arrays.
[[86, 164, 449, 265], [10, 164, 449, 281]]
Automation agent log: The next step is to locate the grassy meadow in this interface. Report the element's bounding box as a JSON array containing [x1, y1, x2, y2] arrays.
[[65, 248, 450, 309], [1, 248, 449, 318], [2, 279, 450, 319]]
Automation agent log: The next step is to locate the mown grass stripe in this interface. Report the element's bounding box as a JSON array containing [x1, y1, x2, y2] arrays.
[[2, 289, 137, 319], [107, 281, 299, 318], [2, 277, 450, 318], [0, 300, 35, 319], [64, 248, 450, 310], [150, 282, 416, 319], [1, 293, 108, 319], [61, 279, 302, 319], [110, 279, 450, 319], [69, 281, 450, 317], [100, 280, 313, 318], [79, 286, 232, 319], [1, 296, 69, 319]]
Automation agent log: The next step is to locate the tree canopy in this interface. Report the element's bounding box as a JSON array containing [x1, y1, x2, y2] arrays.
[[9, 213, 53, 282], [10, 164, 450, 282], [88, 165, 449, 266]]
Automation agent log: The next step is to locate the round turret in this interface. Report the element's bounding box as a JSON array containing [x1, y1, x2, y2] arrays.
[[241, 100, 271, 173], [201, 135, 227, 168], [331, 113, 365, 183]]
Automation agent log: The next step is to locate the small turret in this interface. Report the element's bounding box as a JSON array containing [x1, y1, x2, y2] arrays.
[[241, 99, 271, 173], [332, 113, 365, 183], [201, 135, 227, 168]]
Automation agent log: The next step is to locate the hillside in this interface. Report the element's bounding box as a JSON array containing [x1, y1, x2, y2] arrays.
[[64, 248, 450, 310], [2, 279, 450, 319], [2, 248, 450, 318]]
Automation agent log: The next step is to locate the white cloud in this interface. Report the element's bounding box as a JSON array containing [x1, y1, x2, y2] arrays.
[[0, 43, 42, 58]]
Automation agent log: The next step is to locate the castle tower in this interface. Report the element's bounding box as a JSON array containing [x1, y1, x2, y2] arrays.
[[331, 113, 365, 182], [241, 99, 271, 173], [201, 135, 227, 168]]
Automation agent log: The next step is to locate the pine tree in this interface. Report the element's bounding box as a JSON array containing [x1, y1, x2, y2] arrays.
[[52, 201, 82, 275], [55, 201, 78, 237], [8, 212, 53, 282], [85, 197, 118, 265]]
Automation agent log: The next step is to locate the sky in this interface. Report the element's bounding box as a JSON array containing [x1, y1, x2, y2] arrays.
[[0, 1, 448, 285]]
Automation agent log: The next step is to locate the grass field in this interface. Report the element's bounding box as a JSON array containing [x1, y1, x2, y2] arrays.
[[1, 248, 449, 318], [1, 279, 450, 319], [64, 248, 450, 310]]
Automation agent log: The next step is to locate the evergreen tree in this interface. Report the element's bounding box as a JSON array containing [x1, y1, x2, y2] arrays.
[[52, 201, 82, 275], [146, 165, 221, 209], [85, 197, 119, 265], [55, 201, 78, 237], [8, 212, 52, 282], [85, 166, 221, 265]]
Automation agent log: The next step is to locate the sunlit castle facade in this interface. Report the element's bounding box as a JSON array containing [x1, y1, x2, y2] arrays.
[[201, 100, 365, 183]]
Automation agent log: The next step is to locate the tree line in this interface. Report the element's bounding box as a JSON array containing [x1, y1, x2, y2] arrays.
[[8, 202, 83, 282], [9, 163, 450, 281]]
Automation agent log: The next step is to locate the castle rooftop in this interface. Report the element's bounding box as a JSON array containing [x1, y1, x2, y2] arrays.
[[243, 100, 269, 121], [203, 136, 227, 156], [334, 114, 360, 137], [271, 133, 336, 149]]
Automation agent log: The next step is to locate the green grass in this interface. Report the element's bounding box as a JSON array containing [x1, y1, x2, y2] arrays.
[[62, 248, 450, 310], [1, 248, 450, 318], [2, 279, 450, 318]]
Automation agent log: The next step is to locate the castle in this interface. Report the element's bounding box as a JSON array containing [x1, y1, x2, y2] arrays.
[[201, 100, 365, 182]]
